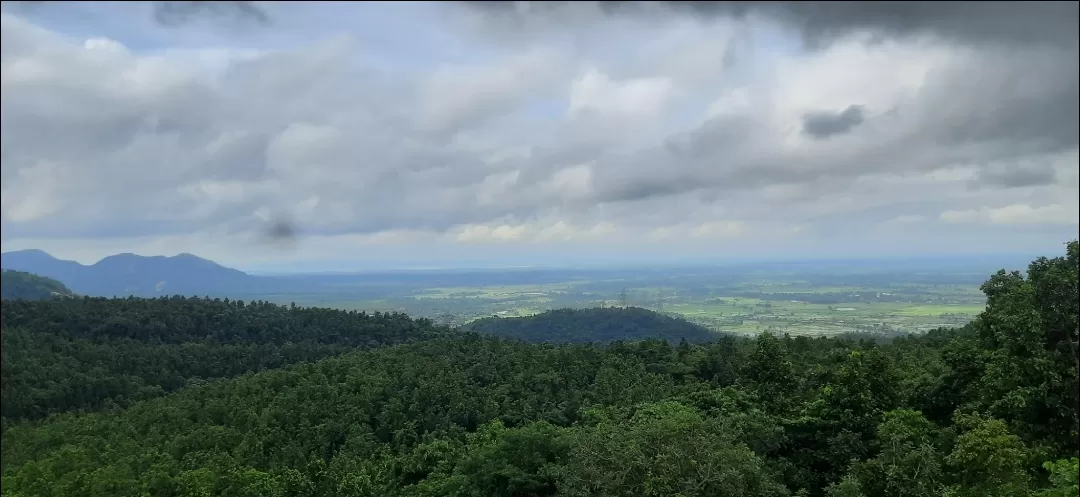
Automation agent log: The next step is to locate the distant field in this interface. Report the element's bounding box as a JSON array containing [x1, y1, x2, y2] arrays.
[[666, 299, 983, 336], [251, 261, 1004, 336]]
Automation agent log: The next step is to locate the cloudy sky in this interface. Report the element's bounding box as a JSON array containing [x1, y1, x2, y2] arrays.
[[1, 1, 1077, 271]]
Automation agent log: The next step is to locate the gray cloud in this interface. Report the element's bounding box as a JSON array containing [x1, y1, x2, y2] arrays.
[[802, 105, 866, 140], [151, 1, 269, 27], [919, 46, 1079, 154], [972, 161, 1061, 189], [9, 1, 270, 27], [581, 46, 1077, 206], [678, 1, 1076, 48], [463, 1, 1079, 48], [1, 2, 1077, 258], [451, 1, 1078, 205]]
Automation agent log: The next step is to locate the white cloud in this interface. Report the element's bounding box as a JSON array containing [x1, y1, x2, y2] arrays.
[[568, 67, 674, 122], [940, 204, 1079, 226], [449, 218, 621, 245], [420, 48, 568, 134], [588, 222, 618, 237], [0, 3, 1076, 267], [887, 215, 928, 225], [83, 36, 127, 53], [1, 161, 66, 222], [453, 223, 529, 244], [534, 220, 577, 242], [545, 164, 595, 201], [692, 221, 746, 238], [706, 87, 753, 120]]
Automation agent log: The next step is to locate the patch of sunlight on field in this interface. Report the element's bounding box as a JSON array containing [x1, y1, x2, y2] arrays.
[[413, 283, 579, 300], [894, 304, 986, 316], [669, 296, 984, 336]]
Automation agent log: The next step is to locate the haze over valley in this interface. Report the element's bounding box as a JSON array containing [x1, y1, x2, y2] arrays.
[[0, 247, 1034, 336]]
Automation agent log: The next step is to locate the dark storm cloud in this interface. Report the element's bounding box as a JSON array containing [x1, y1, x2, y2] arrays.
[[152, 1, 269, 27], [973, 162, 1061, 189], [668, 1, 1077, 47], [456, 1, 1079, 205], [463, 1, 1080, 48], [919, 46, 1079, 154], [5, 1, 270, 28], [460, 0, 1080, 186], [802, 105, 866, 139]]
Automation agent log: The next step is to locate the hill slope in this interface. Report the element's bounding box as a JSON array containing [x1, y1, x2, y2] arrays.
[[1, 242, 1076, 497], [0, 270, 72, 300], [0, 335, 790, 497], [0, 296, 443, 423], [0, 249, 255, 297], [462, 306, 718, 343]]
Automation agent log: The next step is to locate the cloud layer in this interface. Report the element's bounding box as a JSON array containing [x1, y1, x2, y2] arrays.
[[1, 1, 1077, 268]]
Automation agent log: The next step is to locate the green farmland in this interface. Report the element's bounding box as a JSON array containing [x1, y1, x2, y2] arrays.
[[248, 258, 1017, 336]]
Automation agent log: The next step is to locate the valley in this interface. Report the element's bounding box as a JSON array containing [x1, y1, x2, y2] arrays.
[[3, 250, 1014, 337], [246, 261, 999, 336], [3, 3, 1076, 495], [2, 243, 1077, 497]]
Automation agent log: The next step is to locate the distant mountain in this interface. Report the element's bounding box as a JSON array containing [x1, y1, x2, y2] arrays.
[[0, 270, 73, 300], [0, 250, 256, 297], [461, 307, 718, 344]]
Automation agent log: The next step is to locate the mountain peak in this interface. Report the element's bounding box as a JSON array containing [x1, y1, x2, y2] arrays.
[[3, 249, 58, 260], [98, 252, 141, 261], [1, 249, 252, 296], [171, 252, 216, 264]]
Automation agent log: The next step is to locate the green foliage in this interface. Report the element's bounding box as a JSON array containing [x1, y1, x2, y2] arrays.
[[944, 413, 1031, 497], [0, 241, 1077, 497], [463, 307, 717, 344], [1034, 458, 1080, 497], [824, 475, 865, 497], [0, 270, 72, 300], [557, 401, 788, 497], [965, 241, 1080, 454], [849, 409, 944, 497], [1, 296, 444, 424]]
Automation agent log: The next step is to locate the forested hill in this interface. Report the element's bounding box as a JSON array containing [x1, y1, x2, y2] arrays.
[[0, 241, 1077, 497], [0, 249, 256, 297], [462, 306, 718, 343], [0, 296, 445, 424], [0, 270, 72, 300]]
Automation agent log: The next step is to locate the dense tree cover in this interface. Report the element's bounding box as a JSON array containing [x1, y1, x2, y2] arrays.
[[463, 307, 717, 344], [1, 296, 445, 425], [0, 242, 1076, 497], [0, 271, 72, 301]]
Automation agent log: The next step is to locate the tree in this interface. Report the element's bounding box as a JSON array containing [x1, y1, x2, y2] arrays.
[[850, 409, 944, 497], [944, 414, 1030, 497], [968, 240, 1079, 452], [558, 401, 788, 497]]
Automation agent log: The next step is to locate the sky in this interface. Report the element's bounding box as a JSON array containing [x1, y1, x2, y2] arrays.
[[0, 1, 1077, 272]]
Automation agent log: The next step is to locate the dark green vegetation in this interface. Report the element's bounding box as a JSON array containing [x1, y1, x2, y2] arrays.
[[462, 307, 716, 343], [0, 241, 1077, 497], [0, 297, 442, 426], [0, 270, 72, 300]]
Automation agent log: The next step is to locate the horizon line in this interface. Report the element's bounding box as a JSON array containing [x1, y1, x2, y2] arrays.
[[1, 246, 1058, 276]]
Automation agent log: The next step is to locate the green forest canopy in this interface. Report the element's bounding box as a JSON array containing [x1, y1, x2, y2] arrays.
[[0, 297, 445, 424], [0, 241, 1077, 497], [0, 270, 72, 301], [462, 306, 717, 344]]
